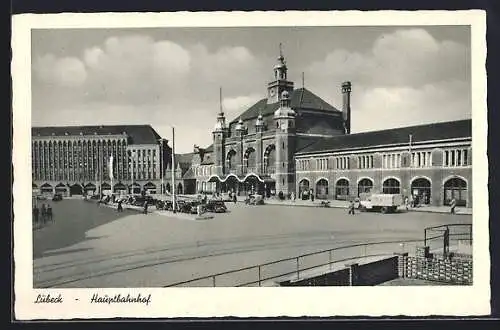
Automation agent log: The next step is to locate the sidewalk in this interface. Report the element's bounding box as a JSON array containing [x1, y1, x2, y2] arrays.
[[261, 198, 472, 215]]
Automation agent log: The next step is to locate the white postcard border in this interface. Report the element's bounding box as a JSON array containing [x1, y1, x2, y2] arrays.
[[12, 10, 490, 319]]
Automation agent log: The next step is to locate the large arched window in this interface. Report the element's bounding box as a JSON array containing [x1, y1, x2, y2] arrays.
[[335, 178, 350, 200], [411, 178, 431, 205], [264, 145, 276, 174], [226, 150, 237, 171], [244, 147, 256, 172], [357, 178, 373, 196], [382, 178, 400, 194], [444, 177, 467, 206], [316, 179, 329, 199]]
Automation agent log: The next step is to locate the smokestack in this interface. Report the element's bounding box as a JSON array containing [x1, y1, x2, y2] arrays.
[[341, 81, 352, 134]]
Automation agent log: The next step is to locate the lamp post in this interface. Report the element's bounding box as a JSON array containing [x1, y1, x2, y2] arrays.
[[171, 126, 176, 213], [158, 138, 164, 199]]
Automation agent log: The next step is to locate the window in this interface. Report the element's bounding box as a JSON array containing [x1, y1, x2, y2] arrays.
[[443, 148, 469, 167], [335, 156, 350, 170], [358, 155, 374, 169], [411, 151, 432, 168], [315, 158, 328, 171], [383, 153, 401, 169]]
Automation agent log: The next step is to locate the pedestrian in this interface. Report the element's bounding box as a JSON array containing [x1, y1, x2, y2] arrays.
[[46, 204, 53, 222], [33, 207, 39, 224], [311, 189, 315, 202], [348, 200, 355, 215], [40, 204, 47, 223], [117, 200, 123, 212], [404, 196, 409, 211], [291, 191, 296, 202], [143, 201, 148, 214], [450, 197, 457, 215], [233, 193, 237, 204]]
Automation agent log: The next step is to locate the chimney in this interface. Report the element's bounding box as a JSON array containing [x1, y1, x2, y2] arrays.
[[341, 81, 352, 134]]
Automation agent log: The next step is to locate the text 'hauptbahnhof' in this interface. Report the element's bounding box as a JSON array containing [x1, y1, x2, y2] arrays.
[[32, 48, 472, 207]]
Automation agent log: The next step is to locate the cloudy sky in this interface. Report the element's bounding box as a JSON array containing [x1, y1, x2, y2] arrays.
[[31, 26, 471, 153]]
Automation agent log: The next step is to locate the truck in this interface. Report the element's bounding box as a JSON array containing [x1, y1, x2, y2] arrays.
[[359, 194, 403, 214]]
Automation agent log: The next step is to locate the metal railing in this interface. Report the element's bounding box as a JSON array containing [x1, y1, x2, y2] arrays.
[[163, 239, 426, 287], [424, 224, 472, 245]]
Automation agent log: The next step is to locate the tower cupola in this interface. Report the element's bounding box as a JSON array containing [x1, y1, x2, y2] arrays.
[[235, 117, 246, 134], [274, 90, 296, 118]]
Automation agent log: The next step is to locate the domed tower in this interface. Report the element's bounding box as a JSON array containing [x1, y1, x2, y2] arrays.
[[267, 43, 294, 104], [274, 90, 297, 195], [213, 87, 228, 176]]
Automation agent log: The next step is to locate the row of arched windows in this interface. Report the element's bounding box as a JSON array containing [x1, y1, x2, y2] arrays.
[[296, 176, 468, 206]]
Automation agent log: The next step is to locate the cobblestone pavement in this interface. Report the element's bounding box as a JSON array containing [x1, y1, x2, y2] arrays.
[[33, 199, 472, 288]]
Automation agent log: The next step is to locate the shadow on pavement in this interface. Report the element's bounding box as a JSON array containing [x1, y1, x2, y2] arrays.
[[33, 199, 134, 259]]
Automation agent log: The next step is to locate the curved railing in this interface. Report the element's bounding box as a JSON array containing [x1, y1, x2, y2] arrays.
[[163, 234, 470, 287]]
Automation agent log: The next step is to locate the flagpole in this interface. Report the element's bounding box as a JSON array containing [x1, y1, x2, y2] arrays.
[[171, 126, 176, 213]]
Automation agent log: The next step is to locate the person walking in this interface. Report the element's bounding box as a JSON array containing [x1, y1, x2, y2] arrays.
[[117, 200, 123, 212], [348, 200, 355, 215], [46, 204, 53, 222], [404, 196, 409, 211], [310, 189, 315, 202], [450, 197, 457, 215], [33, 207, 39, 224], [143, 200, 148, 214], [40, 204, 47, 223], [233, 193, 237, 204]]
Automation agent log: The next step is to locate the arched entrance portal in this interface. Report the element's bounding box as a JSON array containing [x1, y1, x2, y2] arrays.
[[316, 179, 329, 199], [444, 177, 467, 206], [84, 183, 96, 195], [411, 178, 431, 205], [114, 182, 127, 195], [69, 183, 83, 195], [357, 178, 373, 197], [55, 183, 68, 196], [40, 183, 53, 196], [225, 176, 239, 195], [298, 179, 310, 200], [382, 178, 400, 194], [335, 178, 350, 200], [101, 182, 111, 195], [243, 175, 263, 196], [144, 182, 156, 194], [129, 183, 141, 194]]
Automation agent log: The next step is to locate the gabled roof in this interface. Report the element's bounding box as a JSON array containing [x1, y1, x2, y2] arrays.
[[230, 88, 341, 123], [32, 125, 162, 145], [296, 119, 472, 155]]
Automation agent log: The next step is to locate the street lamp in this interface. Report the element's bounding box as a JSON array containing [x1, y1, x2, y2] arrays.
[[171, 126, 177, 213], [158, 138, 164, 199]]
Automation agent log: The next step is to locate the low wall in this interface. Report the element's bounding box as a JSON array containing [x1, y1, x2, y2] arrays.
[[280, 256, 398, 286], [356, 256, 399, 286]]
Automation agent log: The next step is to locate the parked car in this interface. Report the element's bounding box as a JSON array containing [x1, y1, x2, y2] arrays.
[[52, 193, 63, 201], [205, 200, 227, 213], [246, 194, 264, 205]]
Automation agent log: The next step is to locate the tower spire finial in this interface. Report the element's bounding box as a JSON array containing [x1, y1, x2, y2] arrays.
[[219, 86, 223, 114], [279, 42, 283, 58], [302, 72, 305, 88]]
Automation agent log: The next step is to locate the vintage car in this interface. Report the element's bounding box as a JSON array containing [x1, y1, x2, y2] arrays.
[[246, 194, 264, 205], [52, 193, 63, 202], [205, 200, 227, 213]]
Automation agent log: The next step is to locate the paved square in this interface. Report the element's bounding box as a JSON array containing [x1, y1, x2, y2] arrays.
[[33, 199, 471, 287]]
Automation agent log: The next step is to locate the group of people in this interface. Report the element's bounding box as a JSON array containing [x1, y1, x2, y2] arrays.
[[32, 203, 53, 224]]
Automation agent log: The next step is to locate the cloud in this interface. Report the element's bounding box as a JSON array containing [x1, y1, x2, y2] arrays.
[[222, 93, 262, 120], [307, 28, 469, 88], [352, 80, 471, 132], [34, 54, 87, 87], [305, 28, 470, 132]]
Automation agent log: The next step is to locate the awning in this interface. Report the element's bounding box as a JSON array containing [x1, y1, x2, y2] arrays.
[[206, 173, 275, 184]]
